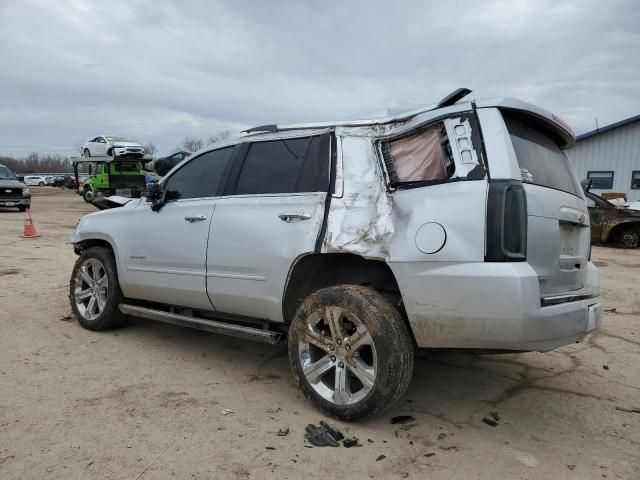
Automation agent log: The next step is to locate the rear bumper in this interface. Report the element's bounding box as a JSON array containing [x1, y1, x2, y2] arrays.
[[390, 261, 601, 351]]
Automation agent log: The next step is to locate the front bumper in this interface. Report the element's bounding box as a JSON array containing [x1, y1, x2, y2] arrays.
[[113, 147, 144, 158], [390, 261, 601, 351], [0, 196, 30, 207]]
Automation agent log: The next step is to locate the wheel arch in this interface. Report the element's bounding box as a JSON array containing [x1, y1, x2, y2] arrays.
[[282, 252, 412, 336], [604, 220, 640, 243]]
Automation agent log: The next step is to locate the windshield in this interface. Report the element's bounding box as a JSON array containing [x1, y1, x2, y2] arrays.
[[106, 136, 132, 142], [0, 165, 17, 180]]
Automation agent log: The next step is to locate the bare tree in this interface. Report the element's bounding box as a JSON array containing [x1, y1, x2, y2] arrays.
[[144, 141, 158, 158], [182, 136, 204, 153], [207, 129, 232, 145]]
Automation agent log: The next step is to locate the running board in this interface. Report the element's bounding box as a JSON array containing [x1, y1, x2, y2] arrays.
[[118, 304, 285, 345]]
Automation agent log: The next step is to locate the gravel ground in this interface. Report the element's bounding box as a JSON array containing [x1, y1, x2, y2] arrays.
[[0, 188, 639, 480]]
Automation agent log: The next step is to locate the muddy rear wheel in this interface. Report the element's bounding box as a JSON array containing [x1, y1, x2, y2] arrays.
[[288, 285, 414, 421]]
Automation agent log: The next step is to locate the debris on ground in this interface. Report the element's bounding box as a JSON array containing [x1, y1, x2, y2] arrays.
[[343, 437, 361, 448], [439, 446, 458, 451], [376, 455, 386, 461], [265, 446, 276, 450], [367, 439, 374, 443], [59, 314, 74, 322], [220, 408, 234, 415], [424, 453, 435, 458], [390, 415, 416, 425], [604, 308, 617, 313], [490, 411, 500, 421], [277, 428, 289, 437], [401, 472, 409, 478], [482, 417, 498, 427], [437, 433, 447, 441], [305, 422, 342, 447], [568, 464, 576, 470], [603, 365, 609, 370], [616, 406, 640, 413]]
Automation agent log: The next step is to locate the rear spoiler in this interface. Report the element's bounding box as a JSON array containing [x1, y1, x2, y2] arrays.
[[476, 97, 576, 148]]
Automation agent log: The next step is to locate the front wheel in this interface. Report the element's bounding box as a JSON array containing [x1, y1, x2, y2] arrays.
[[619, 227, 640, 249], [83, 148, 91, 157], [69, 246, 127, 330], [288, 285, 414, 421], [38, 181, 44, 186], [82, 189, 94, 203]]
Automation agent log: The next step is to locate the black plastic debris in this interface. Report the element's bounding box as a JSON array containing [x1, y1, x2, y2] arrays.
[[277, 428, 289, 437], [482, 417, 498, 427], [376, 455, 386, 461], [603, 365, 609, 370], [490, 411, 500, 422], [390, 415, 416, 425], [320, 421, 344, 441], [265, 446, 276, 450], [424, 453, 435, 458], [343, 437, 361, 448], [305, 423, 341, 447], [367, 439, 374, 443]]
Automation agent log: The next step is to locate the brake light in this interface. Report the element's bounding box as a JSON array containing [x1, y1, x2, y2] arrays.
[[486, 180, 527, 261]]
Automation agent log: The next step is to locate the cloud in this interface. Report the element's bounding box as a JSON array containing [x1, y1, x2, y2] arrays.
[[0, 0, 638, 156]]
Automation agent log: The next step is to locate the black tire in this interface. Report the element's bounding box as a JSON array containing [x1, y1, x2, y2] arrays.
[[69, 246, 127, 330], [288, 285, 414, 421], [18, 205, 28, 212], [82, 189, 94, 203], [84, 148, 91, 157], [619, 227, 639, 249], [38, 181, 44, 186]]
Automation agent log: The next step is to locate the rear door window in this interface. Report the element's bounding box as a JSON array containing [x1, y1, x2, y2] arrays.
[[234, 134, 330, 195], [505, 116, 581, 197]]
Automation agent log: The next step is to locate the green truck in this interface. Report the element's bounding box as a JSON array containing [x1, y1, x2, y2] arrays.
[[73, 157, 153, 203]]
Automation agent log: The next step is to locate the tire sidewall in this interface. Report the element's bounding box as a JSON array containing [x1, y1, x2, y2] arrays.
[[69, 247, 124, 330], [288, 285, 413, 420]]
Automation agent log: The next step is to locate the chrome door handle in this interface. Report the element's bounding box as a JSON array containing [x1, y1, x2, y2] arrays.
[[278, 212, 311, 222], [184, 214, 207, 222]]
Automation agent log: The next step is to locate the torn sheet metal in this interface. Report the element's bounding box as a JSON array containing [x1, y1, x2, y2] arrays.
[[322, 132, 393, 259]]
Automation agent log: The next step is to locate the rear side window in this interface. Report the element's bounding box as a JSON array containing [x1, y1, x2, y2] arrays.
[[164, 146, 237, 199], [235, 134, 330, 195], [505, 116, 581, 197]]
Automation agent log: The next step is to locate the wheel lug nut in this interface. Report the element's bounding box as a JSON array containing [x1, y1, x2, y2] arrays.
[[338, 361, 344, 368], [337, 339, 342, 345], [345, 344, 351, 351], [329, 345, 335, 351], [331, 356, 336, 362]]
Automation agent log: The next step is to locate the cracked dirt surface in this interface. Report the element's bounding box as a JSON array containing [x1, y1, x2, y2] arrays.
[[1, 189, 639, 479]]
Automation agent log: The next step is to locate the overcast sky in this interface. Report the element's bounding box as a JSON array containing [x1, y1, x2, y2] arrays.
[[0, 0, 638, 157]]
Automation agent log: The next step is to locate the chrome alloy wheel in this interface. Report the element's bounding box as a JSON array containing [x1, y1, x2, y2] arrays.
[[73, 258, 108, 321], [298, 306, 377, 405]]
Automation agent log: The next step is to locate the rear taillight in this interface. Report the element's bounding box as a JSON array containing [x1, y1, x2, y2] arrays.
[[486, 180, 527, 261]]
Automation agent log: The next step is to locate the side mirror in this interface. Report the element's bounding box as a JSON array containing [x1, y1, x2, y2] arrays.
[[146, 183, 166, 211], [581, 178, 592, 192]]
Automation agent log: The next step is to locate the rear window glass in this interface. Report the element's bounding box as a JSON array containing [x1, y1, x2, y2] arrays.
[[505, 117, 581, 197]]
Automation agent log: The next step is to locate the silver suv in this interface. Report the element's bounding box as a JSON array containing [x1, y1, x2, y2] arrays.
[[69, 89, 601, 420]]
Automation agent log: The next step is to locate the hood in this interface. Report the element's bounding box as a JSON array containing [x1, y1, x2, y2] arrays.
[[0, 179, 27, 188], [111, 141, 143, 148]]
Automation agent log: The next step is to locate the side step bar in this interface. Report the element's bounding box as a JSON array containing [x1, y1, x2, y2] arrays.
[[119, 304, 286, 345]]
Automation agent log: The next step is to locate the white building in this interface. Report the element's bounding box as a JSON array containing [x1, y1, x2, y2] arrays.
[[567, 114, 640, 201]]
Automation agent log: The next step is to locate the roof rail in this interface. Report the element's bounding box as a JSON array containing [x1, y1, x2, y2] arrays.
[[436, 88, 472, 109], [242, 124, 278, 133]]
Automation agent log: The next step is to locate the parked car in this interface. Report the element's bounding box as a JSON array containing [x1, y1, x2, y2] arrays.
[[24, 175, 48, 186], [585, 191, 640, 248], [0, 163, 31, 211], [68, 90, 601, 420], [153, 151, 191, 176], [81, 135, 145, 159]]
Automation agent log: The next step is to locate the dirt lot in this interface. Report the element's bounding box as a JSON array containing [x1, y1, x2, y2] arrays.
[[1, 188, 639, 480]]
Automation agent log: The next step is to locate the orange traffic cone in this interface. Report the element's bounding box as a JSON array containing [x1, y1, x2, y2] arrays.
[[21, 208, 40, 238]]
